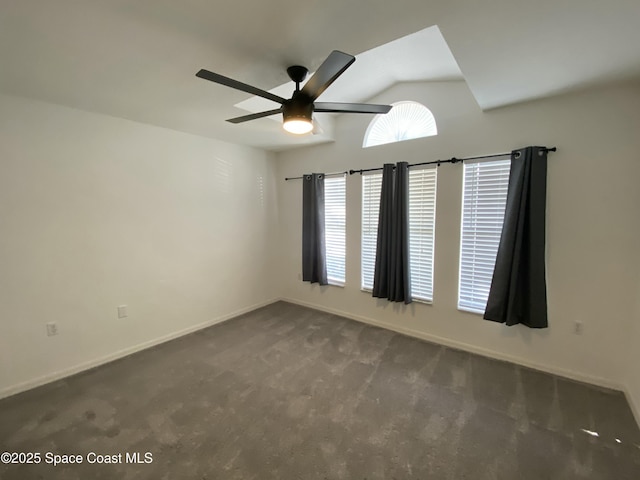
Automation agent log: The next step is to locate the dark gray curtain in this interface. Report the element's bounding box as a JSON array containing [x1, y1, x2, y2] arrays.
[[302, 173, 328, 285], [372, 164, 394, 298], [484, 146, 548, 328], [373, 162, 412, 304]]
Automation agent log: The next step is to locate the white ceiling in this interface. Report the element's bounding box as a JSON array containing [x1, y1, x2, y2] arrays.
[[1, 0, 639, 152]]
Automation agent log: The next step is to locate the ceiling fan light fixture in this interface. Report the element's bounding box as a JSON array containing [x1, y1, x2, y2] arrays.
[[282, 100, 314, 135], [283, 118, 313, 135]]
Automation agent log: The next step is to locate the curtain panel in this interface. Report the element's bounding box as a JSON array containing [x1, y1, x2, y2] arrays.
[[302, 173, 328, 285], [372, 162, 412, 304], [484, 146, 548, 328]]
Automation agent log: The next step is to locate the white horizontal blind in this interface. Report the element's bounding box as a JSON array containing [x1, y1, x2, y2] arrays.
[[361, 173, 383, 290], [458, 158, 511, 313], [363, 102, 438, 148], [324, 175, 346, 286], [409, 167, 437, 302]]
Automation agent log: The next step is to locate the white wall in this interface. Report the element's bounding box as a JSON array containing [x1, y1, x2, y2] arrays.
[[275, 80, 640, 396], [0, 94, 280, 397]]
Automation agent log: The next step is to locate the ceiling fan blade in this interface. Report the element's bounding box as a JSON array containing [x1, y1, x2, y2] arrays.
[[226, 108, 282, 124], [196, 69, 286, 104], [301, 51, 355, 101], [314, 102, 392, 114]]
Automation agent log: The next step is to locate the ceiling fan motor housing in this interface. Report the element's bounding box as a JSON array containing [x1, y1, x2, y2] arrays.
[[282, 95, 314, 123]]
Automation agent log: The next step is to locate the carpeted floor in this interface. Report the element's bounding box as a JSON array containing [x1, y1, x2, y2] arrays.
[[1, 301, 639, 479]]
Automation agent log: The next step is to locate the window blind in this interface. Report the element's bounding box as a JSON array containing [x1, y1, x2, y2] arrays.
[[458, 158, 511, 313], [324, 175, 346, 286], [408, 167, 437, 302], [363, 101, 438, 148], [361, 173, 383, 290]]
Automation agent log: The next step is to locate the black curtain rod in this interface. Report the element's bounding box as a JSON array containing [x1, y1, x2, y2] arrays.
[[348, 147, 557, 175], [285, 171, 348, 181]]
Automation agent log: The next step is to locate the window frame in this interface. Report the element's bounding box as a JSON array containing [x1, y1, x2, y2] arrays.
[[360, 172, 382, 292], [458, 157, 511, 314], [408, 166, 437, 303], [360, 167, 437, 303], [324, 174, 347, 287], [363, 101, 438, 149]]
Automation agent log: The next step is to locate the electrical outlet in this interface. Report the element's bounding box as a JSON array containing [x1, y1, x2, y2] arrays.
[[574, 321, 583, 335], [117, 305, 128, 319], [46, 322, 58, 336]]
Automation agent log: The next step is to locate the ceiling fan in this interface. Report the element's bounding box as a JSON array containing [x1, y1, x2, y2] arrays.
[[196, 50, 392, 135]]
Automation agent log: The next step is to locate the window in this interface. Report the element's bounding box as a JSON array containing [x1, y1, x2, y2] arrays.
[[361, 167, 437, 302], [324, 175, 346, 286], [361, 173, 383, 290], [408, 167, 437, 302], [363, 101, 437, 148], [458, 158, 510, 313]]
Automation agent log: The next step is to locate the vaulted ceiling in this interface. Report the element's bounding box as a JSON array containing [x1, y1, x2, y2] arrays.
[[1, 0, 639, 151]]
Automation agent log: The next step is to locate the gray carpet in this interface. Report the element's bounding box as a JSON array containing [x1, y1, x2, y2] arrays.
[[1, 301, 639, 479]]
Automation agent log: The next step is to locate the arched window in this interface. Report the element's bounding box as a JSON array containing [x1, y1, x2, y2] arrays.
[[363, 101, 437, 148]]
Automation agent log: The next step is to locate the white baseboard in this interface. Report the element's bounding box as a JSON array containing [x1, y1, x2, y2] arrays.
[[0, 298, 279, 400], [280, 297, 625, 392]]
